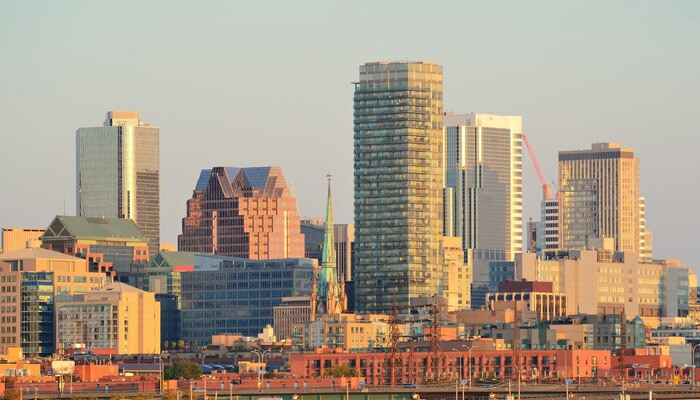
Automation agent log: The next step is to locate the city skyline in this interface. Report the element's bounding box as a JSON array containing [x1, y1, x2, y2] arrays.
[[1, 1, 699, 270]]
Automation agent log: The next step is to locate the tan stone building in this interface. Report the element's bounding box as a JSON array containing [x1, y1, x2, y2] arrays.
[[517, 249, 692, 327], [1, 228, 44, 254], [442, 237, 471, 311], [558, 142, 644, 255], [57, 282, 160, 355], [0, 246, 105, 355]]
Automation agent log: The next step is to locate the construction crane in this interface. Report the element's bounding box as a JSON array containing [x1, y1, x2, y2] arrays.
[[522, 133, 552, 200]]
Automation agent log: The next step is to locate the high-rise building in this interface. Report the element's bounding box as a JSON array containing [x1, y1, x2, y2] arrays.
[[76, 111, 160, 257], [353, 61, 444, 313], [558, 142, 640, 254], [1, 228, 44, 254], [0, 245, 105, 356], [178, 166, 304, 259], [443, 113, 523, 284]]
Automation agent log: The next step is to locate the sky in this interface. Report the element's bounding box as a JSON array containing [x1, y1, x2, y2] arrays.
[[1, 1, 699, 270]]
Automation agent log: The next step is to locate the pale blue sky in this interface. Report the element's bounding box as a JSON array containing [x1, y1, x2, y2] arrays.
[[1, 1, 698, 270]]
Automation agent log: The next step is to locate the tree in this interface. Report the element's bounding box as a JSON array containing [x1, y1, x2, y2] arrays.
[[177, 340, 185, 350], [164, 360, 202, 380], [163, 341, 169, 351], [193, 340, 199, 351], [322, 365, 360, 378]]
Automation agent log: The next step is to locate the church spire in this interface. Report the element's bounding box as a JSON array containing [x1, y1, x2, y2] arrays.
[[315, 174, 346, 317]]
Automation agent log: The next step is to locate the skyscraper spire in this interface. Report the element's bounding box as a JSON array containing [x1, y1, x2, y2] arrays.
[[315, 174, 346, 317]]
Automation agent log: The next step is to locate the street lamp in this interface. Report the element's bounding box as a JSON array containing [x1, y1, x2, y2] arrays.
[[692, 343, 700, 389], [462, 344, 473, 390], [252, 350, 270, 391], [155, 354, 164, 394]]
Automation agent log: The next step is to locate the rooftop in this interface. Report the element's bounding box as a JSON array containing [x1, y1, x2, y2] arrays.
[[0, 246, 84, 262], [42, 216, 146, 243]]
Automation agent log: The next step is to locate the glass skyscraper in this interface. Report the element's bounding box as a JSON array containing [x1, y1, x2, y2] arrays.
[[353, 61, 443, 313], [443, 113, 523, 284], [76, 111, 160, 257]]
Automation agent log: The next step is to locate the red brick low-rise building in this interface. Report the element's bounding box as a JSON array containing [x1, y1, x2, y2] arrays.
[[289, 348, 611, 385]]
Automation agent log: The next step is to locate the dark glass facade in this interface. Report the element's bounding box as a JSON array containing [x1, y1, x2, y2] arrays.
[[180, 255, 315, 343], [156, 293, 181, 345], [20, 272, 54, 356]]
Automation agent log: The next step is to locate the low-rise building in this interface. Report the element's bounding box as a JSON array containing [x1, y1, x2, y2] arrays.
[[273, 296, 312, 340], [1, 228, 44, 254], [292, 313, 389, 351], [290, 348, 612, 385], [487, 280, 567, 321], [0, 246, 105, 355], [56, 282, 160, 355], [41, 216, 150, 287]]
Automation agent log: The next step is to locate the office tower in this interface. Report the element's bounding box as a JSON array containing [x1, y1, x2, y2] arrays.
[[76, 111, 160, 257], [0, 245, 105, 356], [40, 215, 150, 286], [558, 142, 640, 253], [312, 178, 346, 317], [178, 166, 304, 259], [300, 221, 354, 284], [443, 113, 523, 284], [353, 61, 444, 313], [180, 255, 315, 341], [639, 197, 653, 260], [57, 282, 160, 355], [1, 228, 44, 254]]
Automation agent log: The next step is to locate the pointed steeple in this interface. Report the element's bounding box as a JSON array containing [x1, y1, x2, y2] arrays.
[[315, 174, 347, 317]]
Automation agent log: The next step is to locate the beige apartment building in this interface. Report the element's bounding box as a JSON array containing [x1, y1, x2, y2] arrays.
[[1, 228, 44, 254], [558, 142, 644, 255], [517, 248, 692, 327], [57, 282, 160, 355], [442, 237, 471, 311], [0, 245, 105, 355]]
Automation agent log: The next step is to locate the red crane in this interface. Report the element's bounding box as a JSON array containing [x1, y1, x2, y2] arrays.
[[522, 133, 552, 200]]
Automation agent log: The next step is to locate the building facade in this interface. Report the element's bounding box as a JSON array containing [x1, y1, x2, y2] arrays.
[[178, 166, 304, 260], [273, 296, 312, 340], [487, 280, 567, 321], [537, 198, 560, 252], [0, 246, 105, 356], [301, 221, 354, 284], [353, 61, 444, 313], [558, 142, 643, 255], [442, 237, 471, 311], [57, 282, 160, 355], [1, 228, 44, 254], [290, 349, 612, 385], [180, 255, 315, 343], [40, 216, 150, 287], [443, 113, 523, 284], [517, 250, 691, 326], [76, 111, 160, 257], [142, 250, 195, 297]]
